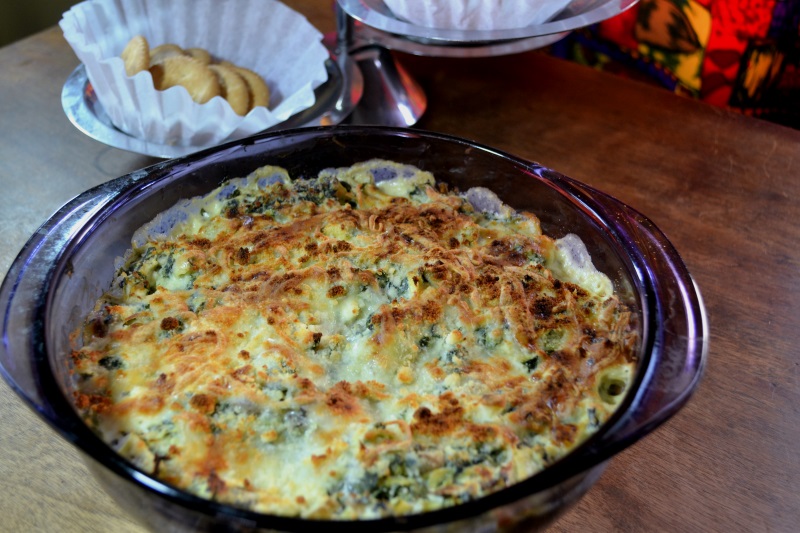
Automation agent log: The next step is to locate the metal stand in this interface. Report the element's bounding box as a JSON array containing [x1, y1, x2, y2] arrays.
[[334, 0, 639, 127], [334, 4, 426, 126]]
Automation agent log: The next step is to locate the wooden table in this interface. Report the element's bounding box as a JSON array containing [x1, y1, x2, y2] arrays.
[[1, 4, 798, 532]]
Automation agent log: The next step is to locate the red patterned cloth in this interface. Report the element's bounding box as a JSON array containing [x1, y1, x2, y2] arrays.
[[548, 0, 800, 128]]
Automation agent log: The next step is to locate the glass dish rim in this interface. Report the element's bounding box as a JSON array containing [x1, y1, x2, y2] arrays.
[[1, 125, 706, 531]]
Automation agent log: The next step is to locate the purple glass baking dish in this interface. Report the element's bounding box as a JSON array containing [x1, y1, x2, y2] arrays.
[[0, 126, 706, 532]]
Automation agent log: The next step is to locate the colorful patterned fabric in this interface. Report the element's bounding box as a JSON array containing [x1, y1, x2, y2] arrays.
[[548, 0, 800, 128]]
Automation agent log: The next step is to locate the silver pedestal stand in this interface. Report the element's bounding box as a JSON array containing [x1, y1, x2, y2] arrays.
[[335, 0, 640, 127]]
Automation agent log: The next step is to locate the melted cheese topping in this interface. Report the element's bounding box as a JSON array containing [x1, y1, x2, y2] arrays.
[[72, 160, 638, 519]]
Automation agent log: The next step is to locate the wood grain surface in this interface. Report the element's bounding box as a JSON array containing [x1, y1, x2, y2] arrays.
[[0, 3, 798, 532]]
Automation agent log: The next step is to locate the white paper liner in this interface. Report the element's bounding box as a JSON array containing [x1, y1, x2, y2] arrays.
[[60, 0, 329, 147], [382, 0, 572, 31]]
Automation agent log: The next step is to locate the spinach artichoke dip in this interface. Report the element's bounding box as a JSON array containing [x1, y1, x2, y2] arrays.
[[71, 160, 638, 519]]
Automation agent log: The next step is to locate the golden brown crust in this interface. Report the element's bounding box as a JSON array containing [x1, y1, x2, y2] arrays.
[[72, 161, 637, 520]]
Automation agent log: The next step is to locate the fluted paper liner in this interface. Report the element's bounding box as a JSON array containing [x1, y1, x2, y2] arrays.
[[60, 0, 329, 147], [382, 0, 572, 31]]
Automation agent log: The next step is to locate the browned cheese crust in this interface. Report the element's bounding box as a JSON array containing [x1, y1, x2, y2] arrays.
[[71, 160, 638, 519]]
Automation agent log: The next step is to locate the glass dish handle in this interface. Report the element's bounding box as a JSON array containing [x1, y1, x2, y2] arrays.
[[0, 184, 119, 419], [580, 184, 708, 461]]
